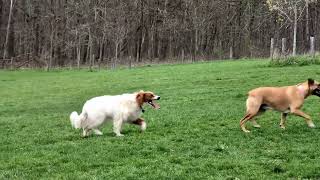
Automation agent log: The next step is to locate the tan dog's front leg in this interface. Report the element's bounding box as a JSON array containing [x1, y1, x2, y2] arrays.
[[291, 109, 315, 128], [280, 113, 288, 129], [132, 118, 147, 131]]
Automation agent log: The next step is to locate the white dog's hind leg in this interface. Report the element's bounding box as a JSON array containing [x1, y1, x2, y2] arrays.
[[131, 118, 147, 131], [93, 129, 103, 136], [113, 118, 124, 137], [132, 118, 147, 131]]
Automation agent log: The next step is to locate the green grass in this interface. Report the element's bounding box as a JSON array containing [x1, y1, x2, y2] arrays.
[[1, 60, 320, 179]]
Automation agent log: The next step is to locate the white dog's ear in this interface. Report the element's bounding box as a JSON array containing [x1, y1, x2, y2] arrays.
[[139, 90, 144, 93], [136, 91, 145, 106]]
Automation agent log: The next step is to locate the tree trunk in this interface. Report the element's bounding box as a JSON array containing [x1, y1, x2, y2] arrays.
[[194, 29, 198, 61], [293, 3, 297, 56], [281, 38, 286, 57], [34, 2, 40, 57], [136, 0, 144, 62], [99, 38, 104, 70], [86, 30, 92, 65], [0, 0, 3, 28], [47, 29, 54, 71], [76, 29, 81, 69], [3, 0, 14, 59], [114, 42, 118, 69], [306, 0, 310, 51], [88, 29, 94, 70], [0, 0, 3, 67], [149, 26, 154, 60]]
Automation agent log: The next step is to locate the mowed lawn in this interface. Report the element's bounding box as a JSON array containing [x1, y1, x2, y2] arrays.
[[2, 60, 320, 179]]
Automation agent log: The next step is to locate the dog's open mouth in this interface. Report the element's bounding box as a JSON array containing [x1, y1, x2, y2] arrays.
[[147, 100, 160, 109]]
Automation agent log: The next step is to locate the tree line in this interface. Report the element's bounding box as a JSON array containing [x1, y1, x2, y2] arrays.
[[1, 0, 320, 69]]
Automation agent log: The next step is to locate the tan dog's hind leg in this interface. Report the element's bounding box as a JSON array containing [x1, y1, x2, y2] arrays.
[[280, 113, 288, 129], [240, 114, 257, 132], [250, 109, 266, 128], [240, 96, 261, 133], [291, 109, 315, 128]]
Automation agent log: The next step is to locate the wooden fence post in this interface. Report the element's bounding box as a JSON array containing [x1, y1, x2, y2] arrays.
[[229, 46, 233, 59], [310, 36, 315, 57], [181, 49, 185, 63], [270, 38, 274, 59], [281, 38, 286, 57], [10, 57, 13, 70], [89, 54, 94, 72], [128, 56, 132, 69]]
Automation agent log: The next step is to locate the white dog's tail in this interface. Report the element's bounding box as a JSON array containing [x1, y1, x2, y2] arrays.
[[70, 111, 87, 129]]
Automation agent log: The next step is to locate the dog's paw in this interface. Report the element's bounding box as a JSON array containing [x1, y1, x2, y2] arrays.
[[116, 133, 124, 137], [308, 123, 316, 128], [140, 122, 147, 131], [93, 129, 103, 136], [253, 124, 261, 128], [280, 124, 286, 129]]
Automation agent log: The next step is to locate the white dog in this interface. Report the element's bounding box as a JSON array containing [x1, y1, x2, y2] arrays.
[[70, 91, 160, 137]]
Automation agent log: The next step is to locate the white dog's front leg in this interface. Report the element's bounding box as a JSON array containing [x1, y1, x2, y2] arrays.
[[82, 128, 91, 137], [140, 121, 147, 131], [113, 118, 124, 137]]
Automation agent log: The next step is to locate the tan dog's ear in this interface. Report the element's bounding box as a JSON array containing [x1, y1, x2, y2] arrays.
[[308, 78, 314, 86]]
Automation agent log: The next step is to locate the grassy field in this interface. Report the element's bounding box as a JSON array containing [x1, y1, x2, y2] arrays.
[[1, 60, 320, 179]]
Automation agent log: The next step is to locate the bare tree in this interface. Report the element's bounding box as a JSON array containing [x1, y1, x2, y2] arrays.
[[267, 0, 307, 56], [3, 0, 15, 60]]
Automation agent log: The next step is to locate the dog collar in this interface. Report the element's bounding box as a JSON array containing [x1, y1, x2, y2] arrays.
[[140, 106, 145, 113]]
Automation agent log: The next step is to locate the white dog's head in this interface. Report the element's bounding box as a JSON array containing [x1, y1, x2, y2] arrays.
[[136, 90, 160, 109]]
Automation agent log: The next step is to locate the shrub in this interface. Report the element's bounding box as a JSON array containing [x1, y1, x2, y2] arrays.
[[268, 56, 320, 67]]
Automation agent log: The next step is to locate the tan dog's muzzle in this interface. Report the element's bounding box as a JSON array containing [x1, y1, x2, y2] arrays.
[[312, 88, 320, 97]]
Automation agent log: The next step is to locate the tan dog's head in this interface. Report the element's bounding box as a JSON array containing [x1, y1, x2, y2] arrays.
[[136, 90, 160, 109], [308, 78, 320, 97]]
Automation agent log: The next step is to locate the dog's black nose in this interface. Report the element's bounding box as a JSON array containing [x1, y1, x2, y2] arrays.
[[156, 96, 160, 100]]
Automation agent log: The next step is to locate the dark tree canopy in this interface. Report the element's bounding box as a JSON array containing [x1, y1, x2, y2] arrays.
[[1, 0, 320, 68]]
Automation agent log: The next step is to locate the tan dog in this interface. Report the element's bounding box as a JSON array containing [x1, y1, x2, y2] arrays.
[[240, 79, 320, 132]]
